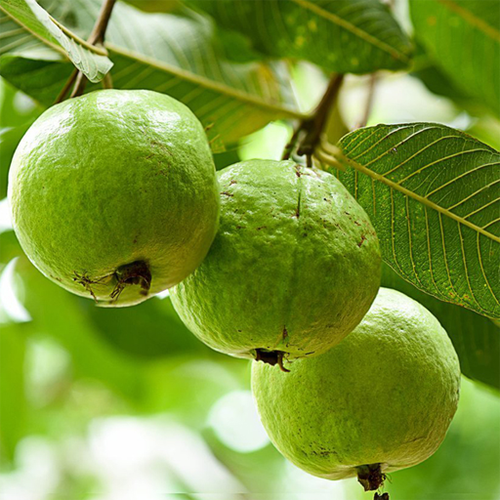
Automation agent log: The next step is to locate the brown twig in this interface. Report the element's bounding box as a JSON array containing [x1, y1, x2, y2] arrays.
[[70, 72, 88, 98], [101, 72, 113, 89], [282, 73, 344, 168], [55, 0, 117, 102], [55, 68, 78, 103], [357, 73, 378, 129], [87, 0, 117, 45]]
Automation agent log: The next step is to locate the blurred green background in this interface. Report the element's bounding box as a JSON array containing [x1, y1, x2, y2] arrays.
[[1, 57, 500, 500]]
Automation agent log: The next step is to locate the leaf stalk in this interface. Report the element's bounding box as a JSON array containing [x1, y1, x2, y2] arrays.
[[55, 0, 117, 102]]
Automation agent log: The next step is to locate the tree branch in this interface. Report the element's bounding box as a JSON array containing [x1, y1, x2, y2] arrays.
[[88, 0, 117, 45], [55, 0, 117, 102], [282, 73, 344, 168]]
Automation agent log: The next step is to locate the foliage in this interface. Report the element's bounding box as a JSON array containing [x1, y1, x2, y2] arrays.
[[0, 0, 499, 497], [325, 123, 500, 320]]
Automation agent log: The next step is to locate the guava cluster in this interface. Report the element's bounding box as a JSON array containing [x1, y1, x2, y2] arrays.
[[9, 90, 461, 494]]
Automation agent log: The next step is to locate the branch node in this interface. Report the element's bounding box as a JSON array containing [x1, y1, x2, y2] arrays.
[[282, 74, 344, 166]]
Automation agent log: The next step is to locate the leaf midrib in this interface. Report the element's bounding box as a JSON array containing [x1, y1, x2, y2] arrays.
[[106, 42, 307, 120], [290, 0, 411, 63], [438, 0, 500, 43], [0, 3, 66, 58], [337, 148, 500, 244], [0, 2, 108, 57]]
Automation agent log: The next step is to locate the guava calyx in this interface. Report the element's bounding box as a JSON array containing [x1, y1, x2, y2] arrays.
[[357, 463, 386, 491], [72, 260, 152, 304], [111, 260, 152, 301], [255, 349, 290, 373]]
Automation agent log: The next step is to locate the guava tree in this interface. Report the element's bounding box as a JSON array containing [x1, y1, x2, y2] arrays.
[[0, 0, 498, 498]]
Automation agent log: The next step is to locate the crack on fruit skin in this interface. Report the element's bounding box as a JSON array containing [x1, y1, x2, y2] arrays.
[[255, 349, 290, 373], [110, 260, 152, 302], [357, 463, 386, 491], [282, 326, 289, 341], [357, 234, 366, 247]]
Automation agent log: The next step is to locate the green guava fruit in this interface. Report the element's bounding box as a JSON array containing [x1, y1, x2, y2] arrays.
[[170, 159, 381, 364], [251, 287, 461, 490], [8, 89, 219, 307]]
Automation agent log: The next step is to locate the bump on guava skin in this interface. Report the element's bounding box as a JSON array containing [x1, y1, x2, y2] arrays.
[[8, 89, 220, 307], [251, 288, 461, 484], [170, 159, 381, 361]]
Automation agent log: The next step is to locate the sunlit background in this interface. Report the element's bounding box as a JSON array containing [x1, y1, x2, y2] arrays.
[[1, 6, 500, 497]]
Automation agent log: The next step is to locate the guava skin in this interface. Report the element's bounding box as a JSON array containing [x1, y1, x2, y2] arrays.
[[251, 288, 461, 483], [8, 89, 219, 307], [170, 159, 381, 360]]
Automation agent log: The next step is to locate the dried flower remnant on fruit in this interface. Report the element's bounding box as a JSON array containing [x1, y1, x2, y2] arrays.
[[357, 463, 386, 491], [111, 260, 152, 301], [255, 349, 290, 372]]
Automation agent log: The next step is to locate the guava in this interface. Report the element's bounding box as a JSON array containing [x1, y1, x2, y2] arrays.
[[170, 159, 381, 364], [251, 288, 461, 490], [8, 89, 219, 307]]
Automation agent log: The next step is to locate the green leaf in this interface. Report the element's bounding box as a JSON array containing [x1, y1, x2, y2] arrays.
[[409, 0, 500, 117], [319, 122, 500, 319], [411, 43, 492, 117], [0, 0, 112, 82], [0, 0, 303, 146], [382, 264, 499, 391], [188, 0, 413, 74]]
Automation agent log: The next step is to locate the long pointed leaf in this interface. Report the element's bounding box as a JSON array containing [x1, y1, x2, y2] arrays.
[[410, 0, 500, 117], [320, 123, 500, 319], [189, 0, 413, 73]]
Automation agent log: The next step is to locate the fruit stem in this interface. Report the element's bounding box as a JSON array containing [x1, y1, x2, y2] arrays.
[[55, 0, 117, 103], [282, 73, 344, 167]]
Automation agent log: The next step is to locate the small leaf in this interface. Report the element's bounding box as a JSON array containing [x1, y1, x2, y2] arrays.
[[410, 0, 500, 117], [319, 123, 500, 319], [188, 0, 413, 73], [0, 0, 113, 82]]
